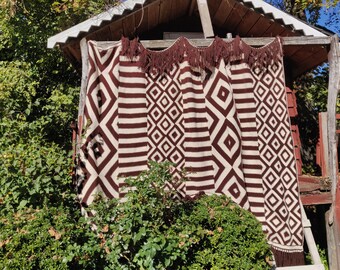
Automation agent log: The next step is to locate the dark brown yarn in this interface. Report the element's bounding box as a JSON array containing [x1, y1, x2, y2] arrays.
[[121, 36, 283, 75], [271, 247, 305, 267]]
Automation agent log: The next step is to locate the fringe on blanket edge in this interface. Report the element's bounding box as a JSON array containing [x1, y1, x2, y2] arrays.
[[121, 36, 283, 74], [272, 246, 305, 267]]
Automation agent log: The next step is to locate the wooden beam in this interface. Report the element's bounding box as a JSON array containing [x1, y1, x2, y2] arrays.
[[327, 35, 340, 270], [93, 36, 332, 50], [326, 210, 340, 270], [196, 0, 214, 38], [298, 175, 330, 193], [300, 193, 332, 205], [327, 35, 340, 225], [138, 36, 332, 49], [319, 112, 330, 177]]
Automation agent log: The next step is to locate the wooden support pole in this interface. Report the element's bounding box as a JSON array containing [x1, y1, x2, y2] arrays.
[[196, 0, 214, 38], [77, 38, 89, 153], [319, 112, 329, 177], [326, 34, 340, 270]]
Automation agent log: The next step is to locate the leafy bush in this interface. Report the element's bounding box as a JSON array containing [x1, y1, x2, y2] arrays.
[[180, 195, 271, 270], [0, 206, 101, 270], [86, 161, 272, 269], [0, 162, 272, 269], [0, 138, 74, 213]]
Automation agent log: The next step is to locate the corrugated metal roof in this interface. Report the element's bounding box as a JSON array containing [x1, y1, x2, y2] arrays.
[[240, 0, 327, 37], [47, 0, 147, 48], [47, 0, 327, 49]]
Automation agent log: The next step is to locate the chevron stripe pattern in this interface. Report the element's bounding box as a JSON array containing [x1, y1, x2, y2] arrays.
[[77, 41, 121, 205], [78, 39, 303, 262], [228, 62, 266, 224]]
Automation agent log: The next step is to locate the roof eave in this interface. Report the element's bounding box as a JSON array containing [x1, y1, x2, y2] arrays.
[[47, 0, 147, 48]]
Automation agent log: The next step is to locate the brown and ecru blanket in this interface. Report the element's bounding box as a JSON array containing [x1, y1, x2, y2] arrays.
[[77, 37, 304, 266]]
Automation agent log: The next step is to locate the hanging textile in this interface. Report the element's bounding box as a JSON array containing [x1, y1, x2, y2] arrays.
[[77, 37, 304, 266]]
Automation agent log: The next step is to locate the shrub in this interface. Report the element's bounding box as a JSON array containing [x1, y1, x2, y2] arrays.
[[180, 195, 271, 270], [0, 162, 272, 269], [0, 206, 93, 270], [0, 136, 74, 213], [87, 161, 272, 269]]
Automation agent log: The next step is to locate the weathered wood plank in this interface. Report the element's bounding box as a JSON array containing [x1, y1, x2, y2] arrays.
[[300, 193, 332, 205], [123, 13, 136, 37], [301, 205, 323, 266], [197, 0, 214, 38], [327, 35, 340, 224], [109, 19, 124, 40], [298, 175, 330, 192], [213, 0, 234, 27], [207, 0, 221, 19], [292, 47, 328, 77], [326, 34, 340, 270], [325, 210, 340, 270], [147, 1, 160, 31], [263, 21, 287, 37], [134, 36, 332, 49], [246, 15, 272, 36], [159, 0, 172, 25], [93, 37, 332, 52], [78, 38, 89, 151], [221, 2, 248, 33], [235, 9, 260, 36]]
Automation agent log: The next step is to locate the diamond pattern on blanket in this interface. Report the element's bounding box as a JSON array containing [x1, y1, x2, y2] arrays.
[[253, 62, 303, 252], [146, 65, 186, 197]]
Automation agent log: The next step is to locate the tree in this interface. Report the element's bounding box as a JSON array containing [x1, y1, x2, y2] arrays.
[[267, 0, 340, 26]]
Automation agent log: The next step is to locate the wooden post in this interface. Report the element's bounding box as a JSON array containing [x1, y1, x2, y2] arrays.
[[319, 112, 329, 177], [77, 38, 89, 154], [196, 0, 214, 38], [326, 35, 340, 270]]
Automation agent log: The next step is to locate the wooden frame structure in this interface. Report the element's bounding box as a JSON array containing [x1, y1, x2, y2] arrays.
[[50, 0, 340, 268]]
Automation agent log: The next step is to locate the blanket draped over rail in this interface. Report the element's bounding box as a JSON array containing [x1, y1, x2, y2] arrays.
[[77, 37, 304, 267]]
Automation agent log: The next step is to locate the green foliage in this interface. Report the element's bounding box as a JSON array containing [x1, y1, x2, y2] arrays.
[[52, 0, 120, 21], [0, 206, 97, 270], [181, 195, 271, 270], [0, 136, 73, 213], [86, 162, 272, 270], [305, 245, 329, 270], [0, 61, 37, 118], [292, 67, 329, 174], [0, 162, 272, 269]]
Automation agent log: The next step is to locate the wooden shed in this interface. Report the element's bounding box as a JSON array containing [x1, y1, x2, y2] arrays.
[[48, 0, 340, 269]]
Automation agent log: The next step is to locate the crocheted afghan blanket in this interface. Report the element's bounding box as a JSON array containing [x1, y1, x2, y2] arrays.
[[77, 37, 304, 266]]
